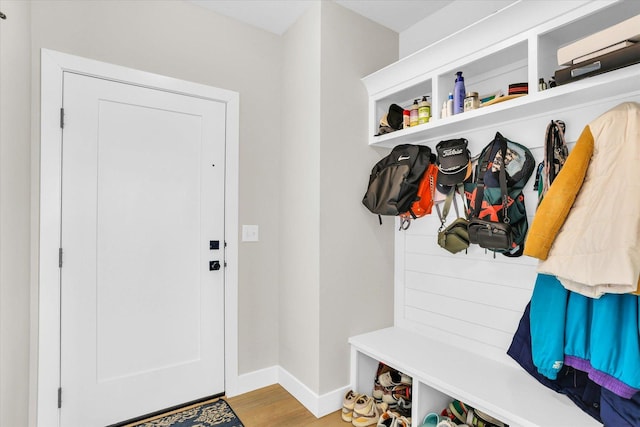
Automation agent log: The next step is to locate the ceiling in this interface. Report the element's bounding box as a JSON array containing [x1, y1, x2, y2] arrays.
[[189, 0, 451, 35]]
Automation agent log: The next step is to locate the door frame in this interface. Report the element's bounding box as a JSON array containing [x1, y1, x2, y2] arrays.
[[37, 48, 240, 427]]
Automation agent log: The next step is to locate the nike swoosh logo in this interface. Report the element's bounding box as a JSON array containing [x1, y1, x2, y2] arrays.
[[398, 155, 411, 161]]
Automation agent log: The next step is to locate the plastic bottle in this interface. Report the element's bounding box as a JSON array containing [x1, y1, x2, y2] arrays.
[[409, 99, 419, 127], [418, 96, 431, 124], [453, 71, 465, 114], [403, 110, 410, 129], [446, 93, 454, 117], [441, 101, 448, 119], [538, 78, 548, 91]]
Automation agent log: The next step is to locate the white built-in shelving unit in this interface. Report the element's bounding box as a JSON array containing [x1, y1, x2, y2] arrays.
[[350, 1, 640, 426]]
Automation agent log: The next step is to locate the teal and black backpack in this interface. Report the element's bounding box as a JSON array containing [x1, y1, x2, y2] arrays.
[[464, 132, 535, 257]]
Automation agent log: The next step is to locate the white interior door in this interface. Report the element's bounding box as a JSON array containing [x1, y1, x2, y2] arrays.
[[60, 71, 226, 426]]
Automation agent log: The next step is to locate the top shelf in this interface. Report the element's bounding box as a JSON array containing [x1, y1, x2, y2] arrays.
[[364, 0, 640, 148], [370, 62, 640, 147]]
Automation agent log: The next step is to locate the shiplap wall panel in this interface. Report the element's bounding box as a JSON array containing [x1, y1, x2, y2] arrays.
[[403, 307, 516, 353], [393, 95, 640, 366], [405, 272, 533, 311], [405, 288, 524, 332]]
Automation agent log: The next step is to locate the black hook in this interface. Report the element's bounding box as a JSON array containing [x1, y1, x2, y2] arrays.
[[0, 11, 6, 20]]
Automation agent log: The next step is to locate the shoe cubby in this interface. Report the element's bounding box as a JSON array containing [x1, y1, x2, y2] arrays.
[[350, 327, 600, 427]]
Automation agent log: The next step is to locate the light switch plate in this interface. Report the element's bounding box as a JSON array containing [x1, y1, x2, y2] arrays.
[[242, 225, 259, 242]]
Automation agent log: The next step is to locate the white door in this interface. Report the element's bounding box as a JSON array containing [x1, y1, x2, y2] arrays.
[[60, 72, 226, 426]]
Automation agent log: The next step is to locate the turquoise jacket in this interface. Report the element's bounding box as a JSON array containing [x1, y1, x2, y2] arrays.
[[530, 273, 640, 398]]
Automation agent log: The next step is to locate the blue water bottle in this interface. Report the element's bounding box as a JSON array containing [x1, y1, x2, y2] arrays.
[[453, 71, 465, 114]]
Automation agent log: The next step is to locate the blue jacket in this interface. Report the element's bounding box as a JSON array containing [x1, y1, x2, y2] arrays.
[[507, 301, 601, 422], [530, 274, 640, 396], [509, 297, 640, 426]]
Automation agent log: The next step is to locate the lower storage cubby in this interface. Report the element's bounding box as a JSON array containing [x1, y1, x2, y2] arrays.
[[349, 327, 601, 427]]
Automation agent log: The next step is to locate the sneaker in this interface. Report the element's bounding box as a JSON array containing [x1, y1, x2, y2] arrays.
[[382, 384, 411, 407], [392, 385, 412, 402], [436, 420, 458, 427], [353, 395, 386, 427], [372, 379, 385, 404], [376, 410, 397, 427], [448, 400, 471, 424], [392, 397, 411, 421], [395, 416, 411, 427], [342, 390, 360, 422], [378, 370, 412, 388], [473, 409, 507, 427]]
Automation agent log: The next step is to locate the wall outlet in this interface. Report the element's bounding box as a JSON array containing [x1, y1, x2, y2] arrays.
[[242, 225, 259, 242]]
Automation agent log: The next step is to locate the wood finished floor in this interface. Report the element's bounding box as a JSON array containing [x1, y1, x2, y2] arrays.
[[227, 384, 347, 427]]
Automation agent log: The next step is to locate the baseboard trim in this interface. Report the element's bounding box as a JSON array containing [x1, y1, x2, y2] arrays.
[[228, 365, 347, 418], [278, 367, 349, 418], [228, 365, 278, 397]]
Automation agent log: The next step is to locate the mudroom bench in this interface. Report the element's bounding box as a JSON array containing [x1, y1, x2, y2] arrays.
[[349, 327, 600, 427]]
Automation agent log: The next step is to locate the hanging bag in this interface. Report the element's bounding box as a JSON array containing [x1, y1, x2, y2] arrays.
[[399, 161, 438, 229], [362, 144, 433, 224], [467, 137, 512, 250], [465, 132, 535, 256], [533, 120, 568, 205], [436, 184, 469, 254]]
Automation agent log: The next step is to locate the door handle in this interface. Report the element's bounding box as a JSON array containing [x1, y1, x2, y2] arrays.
[[209, 260, 221, 271]]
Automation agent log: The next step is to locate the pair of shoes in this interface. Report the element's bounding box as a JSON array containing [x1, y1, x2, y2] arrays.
[[374, 364, 412, 405], [352, 394, 388, 427], [377, 410, 410, 427], [342, 390, 361, 422], [420, 412, 440, 427]]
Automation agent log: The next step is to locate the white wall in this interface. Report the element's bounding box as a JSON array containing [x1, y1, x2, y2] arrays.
[[0, 2, 32, 426], [399, 0, 516, 58], [278, 1, 398, 400], [279, 1, 322, 392], [318, 1, 397, 395]]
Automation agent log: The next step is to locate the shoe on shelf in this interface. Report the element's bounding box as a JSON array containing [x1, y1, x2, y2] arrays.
[[342, 390, 360, 422], [395, 415, 411, 427], [376, 410, 397, 427], [393, 385, 412, 403], [376, 362, 394, 379], [392, 396, 412, 421], [436, 420, 458, 427], [473, 409, 508, 427], [378, 370, 412, 388], [353, 395, 387, 427], [420, 412, 440, 427], [448, 400, 471, 424], [372, 379, 386, 404]]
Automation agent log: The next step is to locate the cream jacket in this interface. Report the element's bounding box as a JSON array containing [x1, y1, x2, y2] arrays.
[[527, 102, 640, 297]]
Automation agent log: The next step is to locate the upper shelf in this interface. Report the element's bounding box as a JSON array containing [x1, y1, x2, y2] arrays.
[[364, 0, 640, 148], [370, 62, 640, 147]]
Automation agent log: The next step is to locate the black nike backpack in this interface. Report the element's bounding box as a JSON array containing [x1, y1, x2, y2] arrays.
[[362, 144, 433, 221]]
